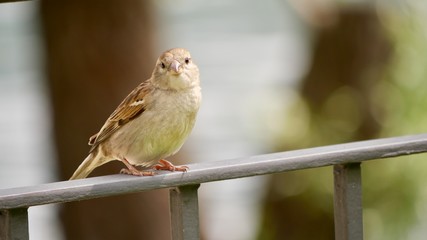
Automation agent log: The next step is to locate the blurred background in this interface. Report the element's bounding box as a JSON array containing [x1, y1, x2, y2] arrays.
[[1, 0, 427, 239]]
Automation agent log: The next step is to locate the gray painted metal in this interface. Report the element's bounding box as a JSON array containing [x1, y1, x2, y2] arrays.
[[334, 164, 363, 240], [170, 185, 200, 240], [0, 208, 29, 240], [0, 0, 29, 3], [1, 133, 427, 209]]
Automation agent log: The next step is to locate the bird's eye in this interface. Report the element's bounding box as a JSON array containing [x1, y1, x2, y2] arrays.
[[160, 62, 166, 69], [184, 57, 191, 64]]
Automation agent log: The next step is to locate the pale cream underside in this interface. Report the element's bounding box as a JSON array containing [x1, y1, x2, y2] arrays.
[[100, 85, 201, 167]]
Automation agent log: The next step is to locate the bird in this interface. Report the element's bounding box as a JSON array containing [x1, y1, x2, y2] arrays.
[[69, 48, 201, 180]]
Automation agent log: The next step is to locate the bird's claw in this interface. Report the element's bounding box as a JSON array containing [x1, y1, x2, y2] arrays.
[[153, 159, 189, 172]]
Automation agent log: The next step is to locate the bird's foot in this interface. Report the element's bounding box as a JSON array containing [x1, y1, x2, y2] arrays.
[[153, 159, 189, 172], [120, 158, 154, 176]]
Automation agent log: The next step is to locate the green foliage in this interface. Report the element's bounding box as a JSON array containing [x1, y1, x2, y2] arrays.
[[259, 3, 427, 240], [363, 5, 427, 239]]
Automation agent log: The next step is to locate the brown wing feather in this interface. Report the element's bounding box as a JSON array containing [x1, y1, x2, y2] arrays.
[[88, 80, 152, 152]]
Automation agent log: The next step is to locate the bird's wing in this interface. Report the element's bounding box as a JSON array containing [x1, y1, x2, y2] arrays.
[[88, 80, 152, 151]]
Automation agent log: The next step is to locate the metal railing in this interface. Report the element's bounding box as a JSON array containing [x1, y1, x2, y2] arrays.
[[1, 133, 427, 240]]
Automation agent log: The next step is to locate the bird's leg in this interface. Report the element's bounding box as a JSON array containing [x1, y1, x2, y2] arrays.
[[120, 158, 154, 176], [153, 159, 189, 172]]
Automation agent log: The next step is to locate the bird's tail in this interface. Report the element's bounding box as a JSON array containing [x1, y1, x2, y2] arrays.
[[69, 152, 108, 180]]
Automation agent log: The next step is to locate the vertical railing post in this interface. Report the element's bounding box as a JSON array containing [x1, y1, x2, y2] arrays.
[[333, 163, 363, 240], [170, 184, 200, 240], [0, 208, 29, 240]]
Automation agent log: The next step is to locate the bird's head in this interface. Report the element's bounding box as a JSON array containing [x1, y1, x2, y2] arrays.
[[152, 48, 200, 91]]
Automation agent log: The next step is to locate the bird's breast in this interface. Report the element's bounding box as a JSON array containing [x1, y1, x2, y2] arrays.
[[113, 86, 201, 166]]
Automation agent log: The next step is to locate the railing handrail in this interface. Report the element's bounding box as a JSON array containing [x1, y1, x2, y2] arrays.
[[1, 133, 427, 210]]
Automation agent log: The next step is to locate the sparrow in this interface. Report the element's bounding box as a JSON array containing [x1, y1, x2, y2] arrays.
[[69, 48, 201, 180]]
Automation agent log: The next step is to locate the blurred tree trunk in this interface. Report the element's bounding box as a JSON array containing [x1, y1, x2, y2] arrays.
[[40, 1, 172, 239], [257, 5, 391, 240]]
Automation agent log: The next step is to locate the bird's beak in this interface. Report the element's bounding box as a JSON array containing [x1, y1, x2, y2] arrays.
[[169, 60, 181, 74]]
